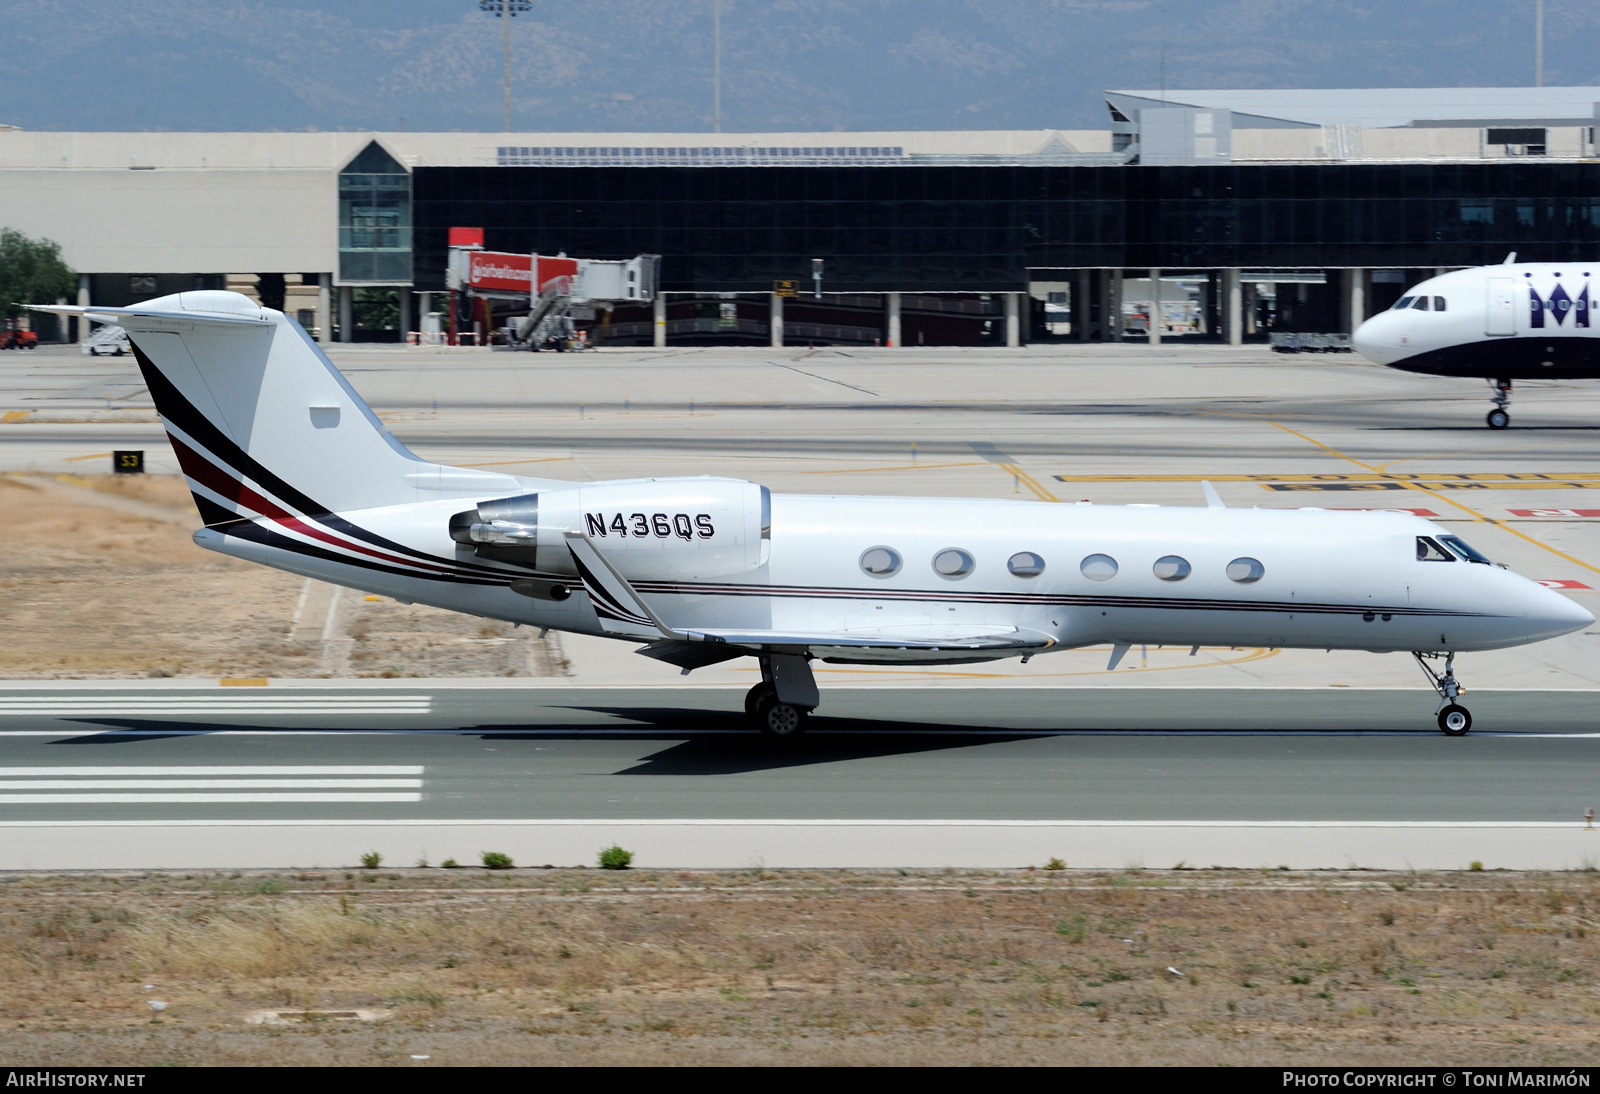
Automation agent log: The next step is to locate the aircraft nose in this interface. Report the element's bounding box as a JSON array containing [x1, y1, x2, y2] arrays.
[[1525, 585, 1595, 642], [1352, 313, 1399, 364]]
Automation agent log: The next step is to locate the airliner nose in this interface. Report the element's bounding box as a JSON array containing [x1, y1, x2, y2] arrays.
[[1352, 313, 1398, 365], [1525, 585, 1595, 643]]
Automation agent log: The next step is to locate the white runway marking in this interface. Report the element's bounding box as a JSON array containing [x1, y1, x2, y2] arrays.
[[0, 697, 432, 716], [0, 794, 422, 804], [0, 780, 422, 790], [0, 766, 426, 805], [0, 766, 424, 776]]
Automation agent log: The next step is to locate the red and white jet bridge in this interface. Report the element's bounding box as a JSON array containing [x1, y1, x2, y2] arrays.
[[445, 227, 659, 349]]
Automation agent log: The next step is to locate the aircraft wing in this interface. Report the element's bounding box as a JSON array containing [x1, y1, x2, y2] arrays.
[[564, 531, 1054, 655]]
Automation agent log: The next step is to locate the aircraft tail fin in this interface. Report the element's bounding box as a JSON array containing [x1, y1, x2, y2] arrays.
[[33, 292, 521, 523]]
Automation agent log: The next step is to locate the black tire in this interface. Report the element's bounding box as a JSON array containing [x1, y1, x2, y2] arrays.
[[1487, 409, 1509, 429], [755, 693, 807, 737], [744, 681, 775, 720], [1438, 704, 1471, 736]]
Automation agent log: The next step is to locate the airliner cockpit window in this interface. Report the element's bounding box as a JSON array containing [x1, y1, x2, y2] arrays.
[[1411, 296, 1430, 311], [1439, 535, 1491, 564], [1416, 536, 1454, 562], [1392, 296, 1414, 310], [1433, 296, 1447, 312]]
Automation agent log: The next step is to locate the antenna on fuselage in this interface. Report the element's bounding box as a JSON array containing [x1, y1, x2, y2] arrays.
[[1201, 481, 1225, 508], [1503, 252, 1518, 264]]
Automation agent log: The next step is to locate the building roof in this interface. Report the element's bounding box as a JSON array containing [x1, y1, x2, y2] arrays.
[[1106, 87, 1600, 129]]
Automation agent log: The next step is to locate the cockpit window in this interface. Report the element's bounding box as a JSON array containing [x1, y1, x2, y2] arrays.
[[1433, 296, 1447, 312], [1417, 536, 1454, 562], [1392, 296, 1414, 310], [1439, 535, 1491, 564], [1411, 295, 1430, 311]]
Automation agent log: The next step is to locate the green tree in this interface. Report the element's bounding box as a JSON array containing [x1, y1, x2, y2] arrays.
[[0, 229, 76, 320]]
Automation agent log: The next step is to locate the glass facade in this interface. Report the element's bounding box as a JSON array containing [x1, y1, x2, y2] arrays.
[[412, 162, 1600, 293], [339, 141, 413, 284]]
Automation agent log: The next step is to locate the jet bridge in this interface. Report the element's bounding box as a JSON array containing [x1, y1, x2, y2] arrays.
[[446, 232, 659, 349]]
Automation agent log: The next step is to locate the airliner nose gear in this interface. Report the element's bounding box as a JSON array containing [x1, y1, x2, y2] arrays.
[[1414, 651, 1470, 735], [1487, 379, 1512, 430]]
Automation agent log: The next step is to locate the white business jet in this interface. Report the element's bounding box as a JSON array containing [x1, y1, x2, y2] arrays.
[[1353, 255, 1600, 429], [34, 292, 1592, 736]]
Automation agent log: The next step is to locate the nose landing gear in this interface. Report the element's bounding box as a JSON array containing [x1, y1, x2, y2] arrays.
[[1486, 379, 1511, 429], [1414, 651, 1471, 735]]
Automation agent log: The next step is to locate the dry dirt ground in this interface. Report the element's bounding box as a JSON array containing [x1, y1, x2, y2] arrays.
[[0, 473, 568, 679], [0, 868, 1596, 1067]]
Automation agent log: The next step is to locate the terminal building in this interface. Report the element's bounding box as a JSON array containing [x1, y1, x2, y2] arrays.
[[5, 86, 1600, 347]]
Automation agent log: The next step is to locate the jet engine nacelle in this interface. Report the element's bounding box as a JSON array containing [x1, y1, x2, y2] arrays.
[[450, 477, 770, 580]]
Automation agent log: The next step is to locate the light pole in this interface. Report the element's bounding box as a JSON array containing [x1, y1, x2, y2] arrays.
[[713, 0, 722, 133], [480, 0, 532, 133]]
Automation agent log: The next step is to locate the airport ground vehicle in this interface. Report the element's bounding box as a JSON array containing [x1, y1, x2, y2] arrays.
[[81, 324, 132, 356], [0, 322, 37, 350], [34, 292, 1594, 735]]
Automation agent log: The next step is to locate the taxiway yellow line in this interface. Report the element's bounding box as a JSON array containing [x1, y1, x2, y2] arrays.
[[61, 451, 114, 462], [1000, 463, 1060, 502], [805, 461, 986, 475], [1264, 420, 1600, 578]]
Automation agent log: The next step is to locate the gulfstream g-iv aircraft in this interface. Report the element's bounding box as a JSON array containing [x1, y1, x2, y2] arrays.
[[34, 292, 1592, 736], [1353, 256, 1600, 429]]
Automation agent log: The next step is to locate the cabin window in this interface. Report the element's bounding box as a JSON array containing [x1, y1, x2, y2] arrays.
[[1411, 296, 1430, 311], [933, 548, 975, 578], [1416, 536, 1454, 562], [1080, 553, 1118, 581], [1439, 535, 1491, 564], [1226, 557, 1264, 583], [1433, 296, 1447, 312], [1153, 555, 1191, 581], [1007, 551, 1046, 578], [859, 546, 902, 577], [1392, 296, 1414, 310]]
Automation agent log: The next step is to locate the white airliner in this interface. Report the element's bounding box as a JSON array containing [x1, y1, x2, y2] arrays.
[[1353, 255, 1600, 429], [35, 292, 1593, 736]]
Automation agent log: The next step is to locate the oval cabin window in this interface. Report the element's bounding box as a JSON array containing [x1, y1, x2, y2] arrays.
[[1080, 553, 1118, 581], [1153, 555, 1191, 581], [1226, 557, 1265, 583], [1007, 551, 1046, 578], [933, 548, 975, 578], [859, 546, 902, 577]]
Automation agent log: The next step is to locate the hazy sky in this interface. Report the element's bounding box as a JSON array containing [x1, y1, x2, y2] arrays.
[[3, 0, 1595, 132]]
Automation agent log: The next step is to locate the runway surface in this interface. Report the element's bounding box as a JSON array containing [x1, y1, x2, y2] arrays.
[[1, 685, 1596, 871], [5, 342, 1600, 868]]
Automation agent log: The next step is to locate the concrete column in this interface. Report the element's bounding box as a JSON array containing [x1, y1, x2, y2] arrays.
[[653, 293, 667, 348], [398, 289, 412, 342], [768, 293, 784, 348], [1147, 268, 1162, 345], [1244, 281, 1258, 335], [316, 274, 332, 344], [1097, 270, 1112, 340], [1075, 270, 1091, 341], [1110, 270, 1124, 340], [338, 284, 353, 343], [885, 291, 901, 348], [1223, 267, 1243, 346], [1197, 276, 1211, 336], [1004, 292, 1020, 348], [1341, 269, 1368, 334], [76, 273, 90, 342]]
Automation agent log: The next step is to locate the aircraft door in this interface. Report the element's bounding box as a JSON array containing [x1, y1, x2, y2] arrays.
[[1485, 278, 1517, 336]]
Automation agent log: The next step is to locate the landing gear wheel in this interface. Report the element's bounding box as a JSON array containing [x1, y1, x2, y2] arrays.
[[744, 682, 776, 720], [1438, 704, 1472, 736], [754, 693, 808, 737], [1486, 409, 1510, 430]]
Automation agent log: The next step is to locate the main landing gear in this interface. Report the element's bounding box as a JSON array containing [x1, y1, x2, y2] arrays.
[[1486, 379, 1512, 430], [744, 652, 820, 737], [1414, 651, 1471, 735]]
